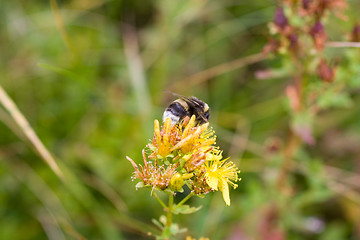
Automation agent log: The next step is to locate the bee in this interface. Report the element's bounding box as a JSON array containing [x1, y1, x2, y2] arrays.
[[163, 95, 210, 125]]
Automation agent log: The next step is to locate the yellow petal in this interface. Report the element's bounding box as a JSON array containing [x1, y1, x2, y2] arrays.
[[170, 133, 193, 151], [164, 117, 171, 133], [199, 122, 209, 132], [182, 173, 194, 180], [183, 115, 196, 137], [162, 132, 169, 153], [220, 178, 230, 206], [206, 151, 222, 161], [201, 138, 216, 147], [154, 120, 161, 146], [182, 154, 191, 161], [205, 174, 219, 190]]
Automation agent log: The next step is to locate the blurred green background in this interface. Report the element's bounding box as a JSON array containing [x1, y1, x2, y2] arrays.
[[1, 0, 360, 239]]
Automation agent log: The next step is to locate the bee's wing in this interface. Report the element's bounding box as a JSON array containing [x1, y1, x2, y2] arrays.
[[165, 92, 201, 107], [163, 91, 191, 104], [176, 95, 199, 106]]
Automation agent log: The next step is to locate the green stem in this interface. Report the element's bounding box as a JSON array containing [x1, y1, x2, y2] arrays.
[[174, 192, 194, 210], [153, 192, 168, 210], [166, 194, 174, 227]]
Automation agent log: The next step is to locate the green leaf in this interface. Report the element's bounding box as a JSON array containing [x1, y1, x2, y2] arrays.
[[173, 204, 202, 215], [164, 188, 175, 195], [148, 144, 157, 152], [169, 223, 187, 235], [159, 215, 167, 225], [155, 223, 187, 240], [317, 91, 352, 109], [135, 182, 145, 189], [152, 218, 164, 230], [179, 157, 187, 168], [195, 194, 205, 199]]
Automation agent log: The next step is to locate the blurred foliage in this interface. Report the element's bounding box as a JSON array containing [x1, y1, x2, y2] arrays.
[[1, 0, 360, 239]]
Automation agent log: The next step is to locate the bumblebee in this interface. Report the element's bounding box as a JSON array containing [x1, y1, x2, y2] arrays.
[[163, 95, 210, 125]]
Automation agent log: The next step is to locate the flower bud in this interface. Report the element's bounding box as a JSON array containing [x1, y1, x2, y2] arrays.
[[170, 173, 184, 192], [274, 7, 288, 30], [350, 23, 360, 42], [310, 21, 327, 50], [302, 0, 312, 10], [317, 59, 335, 83]]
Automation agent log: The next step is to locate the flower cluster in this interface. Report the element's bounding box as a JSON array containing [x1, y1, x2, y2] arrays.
[[127, 116, 240, 206], [261, 0, 355, 145], [265, 0, 347, 55]]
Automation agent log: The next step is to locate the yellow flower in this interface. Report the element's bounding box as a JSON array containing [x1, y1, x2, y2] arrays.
[[204, 149, 240, 206], [149, 115, 216, 159], [186, 237, 210, 240], [130, 115, 240, 199], [170, 115, 216, 154], [150, 117, 180, 158]]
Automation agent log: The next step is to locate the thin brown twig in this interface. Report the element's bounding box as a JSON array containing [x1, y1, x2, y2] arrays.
[[325, 181, 360, 206], [169, 52, 267, 90], [0, 107, 26, 141], [326, 41, 360, 48], [0, 85, 64, 179], [324, 165, 360, 189]]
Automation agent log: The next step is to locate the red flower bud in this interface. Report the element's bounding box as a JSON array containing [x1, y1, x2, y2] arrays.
[[288, 33, 299, 52], [310, 21, 327, 50], [317, 59, 335, 83], [274, 7, 288, 30], [302, 0, 312, 10], [350, 23, 360, 42]]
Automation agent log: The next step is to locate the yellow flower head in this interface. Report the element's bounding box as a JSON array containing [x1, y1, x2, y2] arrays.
[[170, 115, 216, 154], [128, 115, 241, 203], [149, 115, 216, 159], [204, 149, 240, 206]]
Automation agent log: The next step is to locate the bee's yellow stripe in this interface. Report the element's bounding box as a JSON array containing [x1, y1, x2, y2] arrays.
[[174, 99, 189, 111]]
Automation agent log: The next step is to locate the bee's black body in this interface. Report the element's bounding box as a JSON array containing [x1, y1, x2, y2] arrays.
[[163, 96, 210, 125]]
